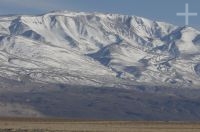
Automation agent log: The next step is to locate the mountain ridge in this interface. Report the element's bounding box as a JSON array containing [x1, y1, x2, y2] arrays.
[[0, 11, 200, 88]]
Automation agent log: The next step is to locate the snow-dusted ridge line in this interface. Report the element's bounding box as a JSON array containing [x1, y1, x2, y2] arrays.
[[0, 10, 200, 88]]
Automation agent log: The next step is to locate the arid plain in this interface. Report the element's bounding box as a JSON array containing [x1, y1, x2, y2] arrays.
[[0, 118, 200, 132]]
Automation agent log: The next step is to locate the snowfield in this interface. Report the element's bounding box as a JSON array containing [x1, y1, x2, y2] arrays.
[[0, 11, 200, 87]]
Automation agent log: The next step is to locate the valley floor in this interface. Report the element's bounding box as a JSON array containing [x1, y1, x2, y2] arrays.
[[0, 118, 199, 132]]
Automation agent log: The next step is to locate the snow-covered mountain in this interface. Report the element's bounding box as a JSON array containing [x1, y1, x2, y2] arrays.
[[0, 11, 200, 87]]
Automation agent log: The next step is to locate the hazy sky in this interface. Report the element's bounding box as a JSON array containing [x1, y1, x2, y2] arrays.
[[0, 0, 199, 29]]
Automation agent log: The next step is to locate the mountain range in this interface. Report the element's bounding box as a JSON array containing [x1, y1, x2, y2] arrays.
[[0, 11, 200, 87], [0, 11, 200, 120]]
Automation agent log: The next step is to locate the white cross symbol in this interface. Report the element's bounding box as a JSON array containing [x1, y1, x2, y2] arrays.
[[176, 3, 198, 26]]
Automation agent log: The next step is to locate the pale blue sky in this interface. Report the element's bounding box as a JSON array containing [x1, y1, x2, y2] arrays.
[[0, 0, 199, 29]]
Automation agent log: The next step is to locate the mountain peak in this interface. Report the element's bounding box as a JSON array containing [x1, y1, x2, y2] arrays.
[[0, 11, 200, 87]]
